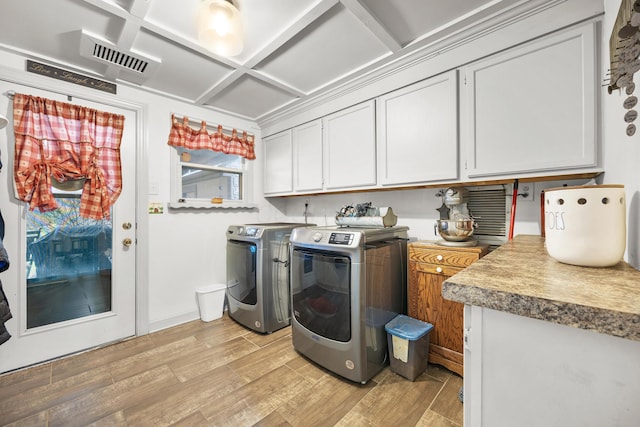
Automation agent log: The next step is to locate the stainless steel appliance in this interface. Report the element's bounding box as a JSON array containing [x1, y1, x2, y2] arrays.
[[226, 222, 314, 333], [289, 225, 409, 384], [435, 187, 478, 246]]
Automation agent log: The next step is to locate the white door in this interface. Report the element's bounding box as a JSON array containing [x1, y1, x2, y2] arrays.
[[0, 81, 137, 373]]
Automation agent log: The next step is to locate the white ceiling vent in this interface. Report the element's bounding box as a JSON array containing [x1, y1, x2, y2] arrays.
[[92, 42, 149, 73], [79, 31, 160, 83]]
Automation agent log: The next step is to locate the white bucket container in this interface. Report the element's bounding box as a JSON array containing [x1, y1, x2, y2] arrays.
[[196, 284, 226, 322], [544, 184, 626, 267]]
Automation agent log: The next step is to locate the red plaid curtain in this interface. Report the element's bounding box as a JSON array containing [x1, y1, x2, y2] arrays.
[[167, 115, 255, 160], [12, 93, 125, 220]]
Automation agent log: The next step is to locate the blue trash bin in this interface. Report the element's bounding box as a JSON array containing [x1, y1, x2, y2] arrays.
[[385, 314, 434, 381]]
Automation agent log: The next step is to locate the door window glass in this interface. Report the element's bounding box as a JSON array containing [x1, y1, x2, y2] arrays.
[[26, 192, 112, 329]]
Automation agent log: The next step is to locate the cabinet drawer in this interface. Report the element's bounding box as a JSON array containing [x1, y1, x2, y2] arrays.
[[409, 247, 480, 268], [412, 262, 462, 276]]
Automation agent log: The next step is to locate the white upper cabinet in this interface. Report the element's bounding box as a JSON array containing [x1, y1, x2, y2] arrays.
[[323, 100, 376, 190], [462, 22, 598, 178], [263, 130, 292, 195], [292, 119, 323, 192], [377, 70, 458, 186]]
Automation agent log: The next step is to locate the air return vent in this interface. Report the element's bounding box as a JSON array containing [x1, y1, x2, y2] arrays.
[[467, 186, 507, 248], [79, 31, 160, 82], [91, 43, 149, 73]]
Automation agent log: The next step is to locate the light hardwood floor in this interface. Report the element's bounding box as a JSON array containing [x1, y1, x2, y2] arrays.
[[0, 313, 463, 426]]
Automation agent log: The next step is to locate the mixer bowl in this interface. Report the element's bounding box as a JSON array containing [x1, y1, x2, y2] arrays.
[[436, 219, 475, 242]]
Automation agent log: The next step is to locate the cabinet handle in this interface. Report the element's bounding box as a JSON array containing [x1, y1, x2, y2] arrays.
[[436, 267, 443, 273], [436, 255, 444, 261]]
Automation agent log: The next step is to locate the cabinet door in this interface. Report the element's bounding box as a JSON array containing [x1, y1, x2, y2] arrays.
[[263, 130, 292, 195], [463, 22, 597, 177], [408, 263, 464, 354], [292, 119, 323, 192], [323, 100, 376, 189], [378, 70, 458, 185]]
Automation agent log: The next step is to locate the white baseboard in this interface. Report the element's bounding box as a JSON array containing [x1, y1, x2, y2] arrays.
[[148, 311, 200, 333], [147, 308, 228, 333]]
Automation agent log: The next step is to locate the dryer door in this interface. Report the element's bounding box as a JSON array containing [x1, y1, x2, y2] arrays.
[[291, 248, 351, 342], [226, 240, 257, 305]]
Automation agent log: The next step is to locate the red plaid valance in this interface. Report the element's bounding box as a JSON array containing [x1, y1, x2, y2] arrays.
[[167, 115, 255, 160], [12, 93, 125, 220]]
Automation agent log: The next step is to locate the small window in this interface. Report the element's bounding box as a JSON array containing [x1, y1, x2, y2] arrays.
[[170, 146, 254, 208]]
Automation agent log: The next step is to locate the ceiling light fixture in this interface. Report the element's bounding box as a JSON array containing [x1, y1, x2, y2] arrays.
[[197, 0, 243, 57]]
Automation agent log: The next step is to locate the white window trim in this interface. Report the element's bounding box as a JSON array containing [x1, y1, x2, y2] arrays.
[[168, 146, 257, 210]]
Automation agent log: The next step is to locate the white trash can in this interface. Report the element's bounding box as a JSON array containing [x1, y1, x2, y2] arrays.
[[196, 284, 226, 322]]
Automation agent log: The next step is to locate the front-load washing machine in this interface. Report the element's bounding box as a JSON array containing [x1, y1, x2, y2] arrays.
[[289, 225, 409, 383], [226, 222, 314, 333]]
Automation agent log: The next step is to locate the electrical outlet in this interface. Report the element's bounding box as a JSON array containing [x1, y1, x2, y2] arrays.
[[519, 184, 534, 201]]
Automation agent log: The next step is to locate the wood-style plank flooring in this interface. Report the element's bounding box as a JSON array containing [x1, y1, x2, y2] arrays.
[[0, 313, 463, 426]]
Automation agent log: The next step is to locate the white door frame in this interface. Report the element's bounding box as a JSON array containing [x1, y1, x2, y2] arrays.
[[0, 65, 149, 338]]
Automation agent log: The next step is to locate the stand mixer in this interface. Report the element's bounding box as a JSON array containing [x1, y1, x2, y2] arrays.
[[435, 187, 478, 246]]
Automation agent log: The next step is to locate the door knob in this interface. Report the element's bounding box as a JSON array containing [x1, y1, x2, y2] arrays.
[[122, 222, 132, 230], [123, 238, 133, 247]]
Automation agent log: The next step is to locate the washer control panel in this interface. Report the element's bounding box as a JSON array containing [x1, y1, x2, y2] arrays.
[[244, 227, 261, 237], [227, 225, 262, 238]]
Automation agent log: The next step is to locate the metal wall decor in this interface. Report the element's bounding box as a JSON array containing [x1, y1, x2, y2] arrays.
[[608, 0, 640, 136]]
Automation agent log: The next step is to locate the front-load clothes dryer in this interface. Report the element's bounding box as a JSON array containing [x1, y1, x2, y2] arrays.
[[289, 225, 409, 383], [226, 222, 315, 333]]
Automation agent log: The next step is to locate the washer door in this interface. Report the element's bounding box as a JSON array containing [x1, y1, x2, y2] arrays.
[[226, 240, 257, 305], [291, 248, 351, 342]]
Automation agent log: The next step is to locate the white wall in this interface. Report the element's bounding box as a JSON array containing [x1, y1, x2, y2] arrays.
[[121, 86, 264, 331], [603, 0, 640, 269], [272, 177, 594, 246]]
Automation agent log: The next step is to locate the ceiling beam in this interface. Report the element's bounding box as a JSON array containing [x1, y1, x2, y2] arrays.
[[195, 68, 246, 105], [340, 0, 402, 52], [244, 69, 306, 98], [242, 0, 340, 69], [80, 0, 153, 82], [195, 0, 340, 106], [128, 0, 152, 18]]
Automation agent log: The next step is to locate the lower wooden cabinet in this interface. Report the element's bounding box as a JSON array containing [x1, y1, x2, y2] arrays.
[[408, 242, 488, 376]]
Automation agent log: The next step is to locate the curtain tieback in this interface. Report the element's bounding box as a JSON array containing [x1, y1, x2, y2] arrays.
[[22, 161, 66, 211], [86, 160, 106, 195]]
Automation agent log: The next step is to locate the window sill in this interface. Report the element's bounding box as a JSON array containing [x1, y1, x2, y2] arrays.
[[168, 200, 258, 210]]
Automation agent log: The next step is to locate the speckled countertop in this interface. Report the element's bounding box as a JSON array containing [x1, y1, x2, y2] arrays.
[[442, 235, 640, 341]]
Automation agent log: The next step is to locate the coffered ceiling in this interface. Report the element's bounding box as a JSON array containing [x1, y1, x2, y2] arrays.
[[0, 0, 541, 124]]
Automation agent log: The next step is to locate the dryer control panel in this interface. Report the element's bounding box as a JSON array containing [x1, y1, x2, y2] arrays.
[[291, 227, 363, 250], [329, 232, 355, 245]]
